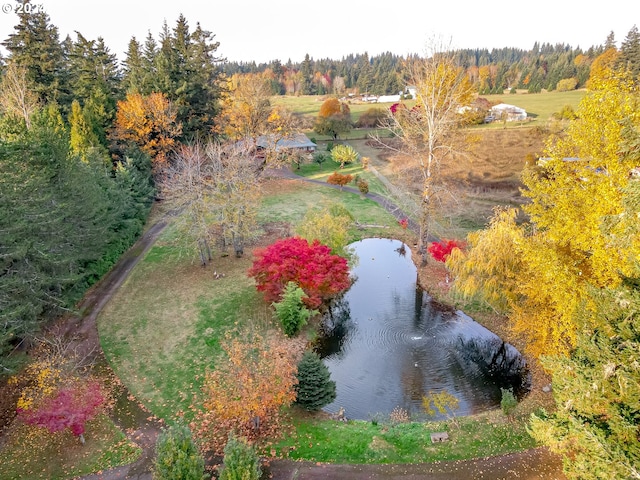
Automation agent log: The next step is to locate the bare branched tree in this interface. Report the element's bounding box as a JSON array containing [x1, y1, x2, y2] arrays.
[[376, 41, 475, 264], [0, 62, 40, 129], [160, 140, 261, 265]]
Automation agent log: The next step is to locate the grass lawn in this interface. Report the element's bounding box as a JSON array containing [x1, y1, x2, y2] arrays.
[[0, 415, 140, 479], [96, 176, 542, 464], [99, 179, 407, 422], [268, 410, 536, 463], [293, 155, 388, 196]]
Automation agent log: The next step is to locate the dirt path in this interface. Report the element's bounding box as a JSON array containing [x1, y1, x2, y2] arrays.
[[62, 177, 565, 480]]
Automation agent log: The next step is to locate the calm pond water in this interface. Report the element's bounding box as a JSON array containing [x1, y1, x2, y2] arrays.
[[315, 238, 530, 420]]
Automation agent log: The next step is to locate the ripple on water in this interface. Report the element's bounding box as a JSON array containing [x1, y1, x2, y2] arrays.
[[316, 238, 529, 420]]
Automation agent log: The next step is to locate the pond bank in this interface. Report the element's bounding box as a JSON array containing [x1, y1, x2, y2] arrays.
[[412, 256, 555, 416]]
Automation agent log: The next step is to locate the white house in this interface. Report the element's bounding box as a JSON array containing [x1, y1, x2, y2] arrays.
[[377, 94, 402, 103], [490, 103, 527, 122]]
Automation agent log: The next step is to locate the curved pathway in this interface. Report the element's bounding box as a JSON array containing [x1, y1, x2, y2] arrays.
[[269, 167, 421, 235], [70, 172, 564, 479]]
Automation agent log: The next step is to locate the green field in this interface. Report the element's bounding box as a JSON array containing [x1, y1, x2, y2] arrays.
[[478, 90, 585, 124], [272, 90, 586, 130]]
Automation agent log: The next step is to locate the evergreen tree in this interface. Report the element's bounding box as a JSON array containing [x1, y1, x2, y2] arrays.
[[68, 99, 102, 160], [141, 31, 159, 92], [154, 424, 206, 480], [66, 33, 119, 148], [1, 0, 65, 104], [0, 104, 154, 373], [356, 52, 373, 94], [529, 280, 640, 479], [146, 17, 222, 139], [300, 53, 315, 95], [620, 25, 640, 83], [295, 350, 337, 411], [122, 37, 145, 94]]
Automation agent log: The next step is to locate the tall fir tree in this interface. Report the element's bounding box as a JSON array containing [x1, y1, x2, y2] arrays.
[[620, 24, 640, 83], [1, 0, 65, 105], [122, 37, 145, 94]]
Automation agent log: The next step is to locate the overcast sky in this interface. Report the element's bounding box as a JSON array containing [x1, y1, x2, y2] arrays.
[[1, 0, 638, 64]]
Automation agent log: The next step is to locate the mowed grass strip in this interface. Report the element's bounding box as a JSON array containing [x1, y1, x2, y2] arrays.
[[294, 155, 388, 196], [259, 178, 406, 240], [99, 179, 407, 421], [268, 412, 537, 464]]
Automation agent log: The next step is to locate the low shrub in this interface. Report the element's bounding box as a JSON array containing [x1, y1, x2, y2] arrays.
[[500, 388, 518, 416], [218, 434, 261, 480], [272, 282, 317, 337], [154, 424, 205, 480]]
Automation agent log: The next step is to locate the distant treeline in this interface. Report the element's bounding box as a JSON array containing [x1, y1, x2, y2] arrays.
[[222, 27, 640, 95]]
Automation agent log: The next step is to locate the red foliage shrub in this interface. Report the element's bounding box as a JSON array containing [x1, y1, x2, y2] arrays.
[[18, 380, 104, 441], [398, 218, 408, 229], [247, 237, 351, 308], [427, 239, 465, 262]]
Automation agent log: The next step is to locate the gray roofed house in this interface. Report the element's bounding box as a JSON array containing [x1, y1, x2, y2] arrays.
[[256, 133, 317, 153]]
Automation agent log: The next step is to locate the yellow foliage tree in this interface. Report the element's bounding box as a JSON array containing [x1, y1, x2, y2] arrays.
[[449, 69, 640, 359], [111, 92, 182, 172], [447, 208, 524, 314], [193, 331, 299, 453], [218, 72, 298, 170], [296, 202, 354, 257]]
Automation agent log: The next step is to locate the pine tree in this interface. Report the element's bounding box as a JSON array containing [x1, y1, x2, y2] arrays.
[[620, 24, 640, 82], [1, 0, 65, 104], [529, 281, 640, 479], [300, 53, 315, 95], [295, 350, 336, 411], [122, 37, 145, 94]]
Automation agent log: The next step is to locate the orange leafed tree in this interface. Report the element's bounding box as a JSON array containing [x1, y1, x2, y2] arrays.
[[192, 331, 300, 453], [111, 92, 182, 172]]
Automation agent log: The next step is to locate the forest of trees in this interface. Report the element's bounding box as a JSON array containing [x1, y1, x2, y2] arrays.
[[222, 29, 640, 96], [0, 4, 225, 373]]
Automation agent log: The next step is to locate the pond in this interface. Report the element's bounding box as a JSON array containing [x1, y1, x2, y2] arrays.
[[315, 238, 530, 421]]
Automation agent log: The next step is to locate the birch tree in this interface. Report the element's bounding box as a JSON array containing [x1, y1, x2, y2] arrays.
[[380, 43, 475, 264], [0, 62, 39, 129]]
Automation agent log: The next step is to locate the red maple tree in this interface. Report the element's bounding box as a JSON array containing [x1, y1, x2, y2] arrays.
[[248, 237, 351, 308], [18, 380, 105, 444], [427, 239, 465, 263]]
